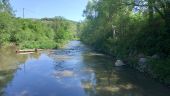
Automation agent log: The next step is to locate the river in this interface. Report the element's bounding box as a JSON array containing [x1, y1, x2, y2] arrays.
[[0, 41, 170, 96]]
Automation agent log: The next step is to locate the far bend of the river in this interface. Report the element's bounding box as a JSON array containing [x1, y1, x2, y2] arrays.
[[0, 41, 170, 96]]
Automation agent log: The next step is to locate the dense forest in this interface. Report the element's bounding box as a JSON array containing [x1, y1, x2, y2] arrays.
[[79, 0, 170, 85], [0, 0, 77, 49]]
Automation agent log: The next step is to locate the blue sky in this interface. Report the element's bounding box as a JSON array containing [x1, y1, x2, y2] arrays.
[[10, 0, 88, 21]]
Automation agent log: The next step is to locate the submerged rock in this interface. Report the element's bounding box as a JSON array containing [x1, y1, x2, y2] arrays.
[[151, 54, 160, 59], [115, 60, 125, 66], [139, 58, 147, 64], [138, 58, 148, 72]]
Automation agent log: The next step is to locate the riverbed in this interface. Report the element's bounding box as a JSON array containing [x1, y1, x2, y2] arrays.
[[0, 41, 170, 96]]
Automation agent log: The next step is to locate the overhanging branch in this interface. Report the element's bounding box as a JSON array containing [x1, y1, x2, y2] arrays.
[[154, 6, 165, 19]]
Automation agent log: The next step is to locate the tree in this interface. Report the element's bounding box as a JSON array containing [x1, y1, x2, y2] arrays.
[[0, 0, 13, 14]]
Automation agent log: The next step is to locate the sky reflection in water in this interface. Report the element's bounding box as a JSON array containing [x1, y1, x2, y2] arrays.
[[0, 41, 170, 96]]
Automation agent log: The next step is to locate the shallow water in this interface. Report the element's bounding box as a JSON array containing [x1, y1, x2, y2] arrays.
[[0, 41, 170, 96]]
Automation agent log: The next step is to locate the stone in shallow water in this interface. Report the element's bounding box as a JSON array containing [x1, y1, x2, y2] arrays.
[[115, 60, 125, 67], [138, 58, 147, 64], [151, 54, 160, 59], [138, 58, 148, 72]]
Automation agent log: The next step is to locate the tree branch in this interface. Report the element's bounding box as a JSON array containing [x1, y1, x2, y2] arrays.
[[154, 6, 165, 19], [157, 0, 166, 9]]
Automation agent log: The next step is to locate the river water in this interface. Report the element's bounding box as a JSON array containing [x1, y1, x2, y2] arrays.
[[0, 41, 170, 96]]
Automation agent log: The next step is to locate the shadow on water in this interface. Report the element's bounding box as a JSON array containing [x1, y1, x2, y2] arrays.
[[81, 50, 170, 96], [0, 41, 170, 96]]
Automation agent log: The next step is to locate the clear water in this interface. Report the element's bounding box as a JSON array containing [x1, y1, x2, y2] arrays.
[[0, 41, 170, 96]]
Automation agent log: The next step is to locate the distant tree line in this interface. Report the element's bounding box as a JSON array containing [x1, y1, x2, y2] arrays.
[[0, 0, 77, 49]]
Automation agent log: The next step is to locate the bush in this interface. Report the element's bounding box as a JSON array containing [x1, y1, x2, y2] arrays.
[[149, 58, 170, 85]]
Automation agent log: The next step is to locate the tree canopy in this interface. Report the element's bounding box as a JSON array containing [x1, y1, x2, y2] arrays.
[[79, 0, 170, 85], [0, 1, 78, 48]]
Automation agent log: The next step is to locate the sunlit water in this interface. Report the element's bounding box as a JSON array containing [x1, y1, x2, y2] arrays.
[[0, 41, 170, 96]]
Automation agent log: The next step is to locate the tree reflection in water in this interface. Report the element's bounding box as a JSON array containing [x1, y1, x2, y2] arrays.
[[0, 46, 40, 96], [0, 41, 170, 96], [81, 52, 170, 96]]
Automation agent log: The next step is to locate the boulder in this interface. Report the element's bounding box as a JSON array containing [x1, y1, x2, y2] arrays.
[[115, 60, 125, 66], [139, 58, 147, 64], [138, 58, 147, 72], [151, 54, 160, 59]]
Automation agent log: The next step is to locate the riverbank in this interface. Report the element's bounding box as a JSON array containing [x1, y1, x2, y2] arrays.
[[127, 56, 170, 87], [91, 47, 170, 87]]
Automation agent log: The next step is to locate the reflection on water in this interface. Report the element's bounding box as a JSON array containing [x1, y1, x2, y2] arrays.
[[0, 41, 170, 96], [0, 46, 41, 96]]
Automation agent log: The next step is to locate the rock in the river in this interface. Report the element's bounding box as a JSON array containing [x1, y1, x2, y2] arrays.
[[151, 54, 160, 59], [138, 58, 148, 72], [139, 58, 147, 64], [115, 60, 125, 66]]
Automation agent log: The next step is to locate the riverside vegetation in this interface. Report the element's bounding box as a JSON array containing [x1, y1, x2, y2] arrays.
[[79, 0, 170, 86], [0, 0, 77, 49]]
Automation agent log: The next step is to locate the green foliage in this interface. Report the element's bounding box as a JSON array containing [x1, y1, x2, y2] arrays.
[[0, 14, 77, 49], [0, 1, 78, 49], [0, 12, 14, 45], [0, 0, 13, 14], [80, 0, 170, 85], [0, 0, 77, 49], [80, 0, 170, 56], [149, 58, 170, 85], [13, 19, 56, 49], [41, 17, 78, 47]]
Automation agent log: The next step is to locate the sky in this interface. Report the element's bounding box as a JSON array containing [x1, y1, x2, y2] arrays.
[[10, 0, 88, 21]]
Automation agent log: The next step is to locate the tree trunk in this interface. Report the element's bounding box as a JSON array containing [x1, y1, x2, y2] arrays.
[[161, 1, 170, 55], [164, 2, 170, 33], [148, 0, 154, 23]]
